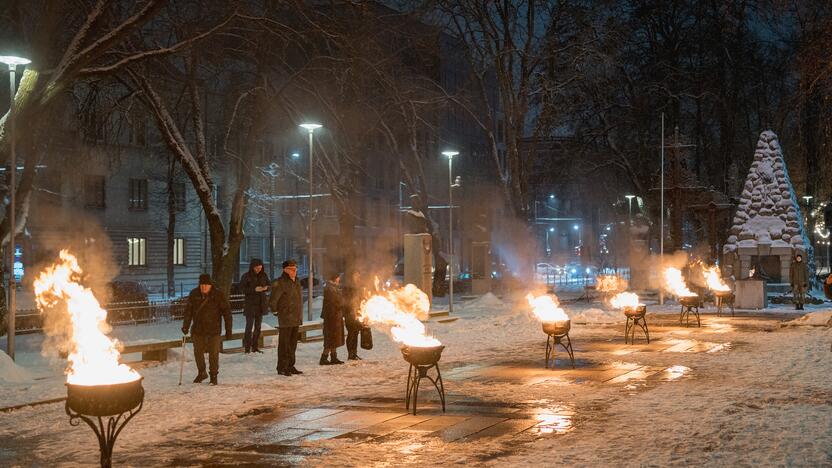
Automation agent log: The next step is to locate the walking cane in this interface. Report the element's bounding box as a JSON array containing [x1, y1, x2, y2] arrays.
[[178, 334, 187, 386]]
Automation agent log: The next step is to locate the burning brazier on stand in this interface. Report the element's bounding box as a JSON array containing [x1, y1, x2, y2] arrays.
[[528, 294, 576, 369], [66, 377, 145, 468]]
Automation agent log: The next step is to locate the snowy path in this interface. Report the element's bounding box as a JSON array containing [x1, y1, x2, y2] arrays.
[[0, 295, 830, 466]]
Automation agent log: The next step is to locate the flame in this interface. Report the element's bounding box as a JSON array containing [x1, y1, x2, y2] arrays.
[[526, 293, 569, 323], [662, 267, 696, 297], [596, 275, 627, 292], [610, 292, 640, 309], [359, 284, 441, 347], [702, 266, 730, 292], [33, 250, 140, 386]]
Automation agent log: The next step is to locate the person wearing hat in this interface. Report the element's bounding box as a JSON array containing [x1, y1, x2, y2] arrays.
[[790, 253, 809, 310], [240, 258, 270, 353], [270, 259, 304, 376], [182, 274, 232, 385]]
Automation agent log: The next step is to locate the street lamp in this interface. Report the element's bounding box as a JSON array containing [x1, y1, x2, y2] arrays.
[[442, 150, 459, 314], [546, 227, 555, 256], [1, 55, 30, 361], [625, 195, 635, 225], [299, 122, 321, 321]]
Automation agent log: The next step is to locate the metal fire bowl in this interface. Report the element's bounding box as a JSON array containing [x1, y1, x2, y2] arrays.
[[66, 377, 144, 417], [401, 345, 445, 366], [542, 320, 570, 336], [679, 295, 700, 307], [624, 305, 647, 318], [715, 290, 734, 299]]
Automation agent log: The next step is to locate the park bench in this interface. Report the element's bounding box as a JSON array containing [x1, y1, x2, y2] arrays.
[[119, 320, 325, 362]]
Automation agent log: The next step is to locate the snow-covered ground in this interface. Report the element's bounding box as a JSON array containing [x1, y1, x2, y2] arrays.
[[0, 292, 830, 466]]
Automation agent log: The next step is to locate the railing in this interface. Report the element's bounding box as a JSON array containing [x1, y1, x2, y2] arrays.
[[14, 294, 246, 334], [536, 268, 631, 288]]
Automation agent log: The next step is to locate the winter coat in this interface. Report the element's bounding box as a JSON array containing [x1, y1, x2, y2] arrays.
[[182, 286, 233, 337], [270, 272, 303, 328], [240, 266, 270, 318], [341, 284, 364, 330], [790, 260, 809, 288], [321, 283, 345, 348]]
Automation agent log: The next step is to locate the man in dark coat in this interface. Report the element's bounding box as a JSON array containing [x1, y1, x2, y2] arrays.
[[240, 258, 270, 353], [320, 272, 345, 365], [341, 270, 365, 360], [790, 253, 809, 310], [182, 274, 232, 385], [270, 259, 304, 376]]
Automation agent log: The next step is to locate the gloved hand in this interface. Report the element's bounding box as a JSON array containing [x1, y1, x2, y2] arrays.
[[181, 326, 189, 335]]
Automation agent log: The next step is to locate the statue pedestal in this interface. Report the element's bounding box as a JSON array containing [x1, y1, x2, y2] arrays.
[[735, 279, 767, 309], [404, 234, 433, 301]]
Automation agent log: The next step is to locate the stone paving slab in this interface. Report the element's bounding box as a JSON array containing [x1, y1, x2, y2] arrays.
[[399, 415, 470, 433], [457, 418, 541, 441], [431, 416, 507, 442]]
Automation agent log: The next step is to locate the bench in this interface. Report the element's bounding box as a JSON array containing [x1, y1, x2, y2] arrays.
[[120, 320, 325, 362]]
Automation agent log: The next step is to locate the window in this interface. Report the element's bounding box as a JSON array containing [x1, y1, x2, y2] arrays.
[[173, 238, 185, 265], [129, 178, 148, 211], [173, 183, 186, 212], [84, 175, 106, 208], [127, 238, 146, 266]]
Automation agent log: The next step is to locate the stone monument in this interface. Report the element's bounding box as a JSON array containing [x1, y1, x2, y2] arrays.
[[723, 130, 812, 283]]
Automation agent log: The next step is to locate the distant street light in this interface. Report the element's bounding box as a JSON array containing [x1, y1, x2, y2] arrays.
[[625, 195, 636, 225], [299, 122, 322, 321], [1, 55, 31, 361], [442, 150, 459, 314]]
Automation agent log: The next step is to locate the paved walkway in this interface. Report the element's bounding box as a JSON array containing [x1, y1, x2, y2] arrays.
[[154, 313, 768, 466]]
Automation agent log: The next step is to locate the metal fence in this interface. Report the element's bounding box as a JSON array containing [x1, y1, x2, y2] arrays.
[[14, 294, 246, 335]]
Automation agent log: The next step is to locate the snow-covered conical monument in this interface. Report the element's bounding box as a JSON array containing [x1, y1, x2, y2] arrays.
[[723, 130, 812, 282]]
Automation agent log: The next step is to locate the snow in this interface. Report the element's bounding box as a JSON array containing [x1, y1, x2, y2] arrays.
[[1, 292, 830, 465], [783, 310, 832, 327], [0, 350, 33, 384], [569, 307, 623, 324]]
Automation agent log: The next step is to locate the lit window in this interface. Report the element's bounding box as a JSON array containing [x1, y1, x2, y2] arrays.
[[173, 238, 185, 265], [127, 238, 146, 266]]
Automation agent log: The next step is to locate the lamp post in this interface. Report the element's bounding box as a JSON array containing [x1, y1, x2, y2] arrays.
[[299, 123, 321, 322], [625, 195, 635, 225], [442, 150, 458, 314], [1, 55, 30, 361], [546, 227, 554, 256]]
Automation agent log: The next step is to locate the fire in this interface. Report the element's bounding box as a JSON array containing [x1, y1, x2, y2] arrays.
[[359, 284, 441, 347], [596, 275, 627, 292], [526, 293, 569, 323], [702, 266, 730, 292], [610, 292, 640, 309], [33, 250, 140, 386], [662, 267, 696, 297]]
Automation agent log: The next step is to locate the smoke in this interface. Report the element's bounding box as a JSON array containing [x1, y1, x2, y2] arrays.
[[28, 212, 119, 360]]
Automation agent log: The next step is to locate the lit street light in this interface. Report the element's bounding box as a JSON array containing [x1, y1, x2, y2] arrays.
[[442, 150, 459, 314], [625, 194, 635, 225], [1, 54, 31, 361], [299, 122, 322, 321]]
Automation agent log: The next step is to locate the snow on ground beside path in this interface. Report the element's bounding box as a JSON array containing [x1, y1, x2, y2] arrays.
[[783, 310, 832, 327], [1, 292, 830, 465], [460, 292, 506, 313], [0, 350, 34, 384], [569, 307, 623, 324]]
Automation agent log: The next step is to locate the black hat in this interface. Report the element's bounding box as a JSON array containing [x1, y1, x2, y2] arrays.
[[250, 258, 264, 268], [199, 274, 212, 285], [282, 259, 298, 269]]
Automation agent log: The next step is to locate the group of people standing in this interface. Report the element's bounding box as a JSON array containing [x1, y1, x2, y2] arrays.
[[181, 257, 370, 385]]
